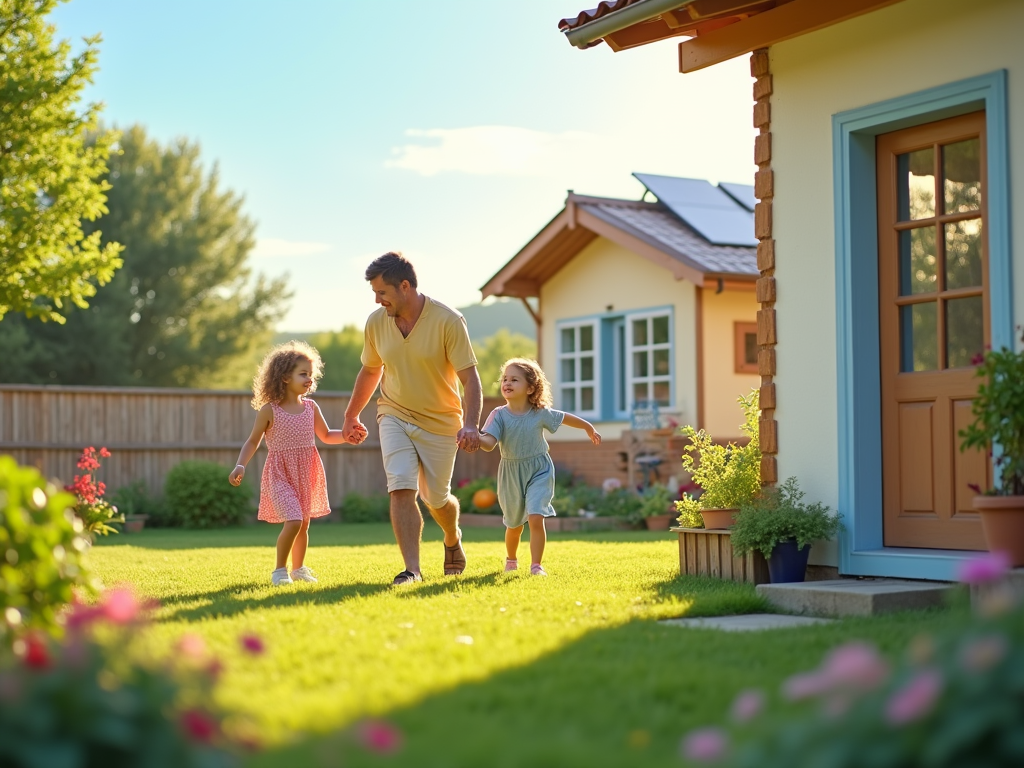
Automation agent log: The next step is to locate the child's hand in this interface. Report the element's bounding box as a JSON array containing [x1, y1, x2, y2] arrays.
[[229, 465, 245, 486], [588, 428, 602, 446], [348, 423, 368, 445]]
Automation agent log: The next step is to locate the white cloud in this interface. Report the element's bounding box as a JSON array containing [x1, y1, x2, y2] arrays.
[[384, 126, 607, 178], [252, 238, 331, 258]]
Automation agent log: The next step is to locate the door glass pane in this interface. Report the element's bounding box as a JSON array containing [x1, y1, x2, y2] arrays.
[[580, 356, 594, 382], [946, 296, 984, 369], [633, 382, 648, 405], [653, 381, 670, 407], [560, 358, 575, 383], [899, 302, 938, 372], [945, 219, 983, 290], [633, 351, 648, 378], [652, 316, 669, 344], [580, 325, 594, 352], [898, 227, 937, 295], [560, 327, 575, 353], [561, 388, 575, 411], [897, 147, 935, 221], [744, 332, 758, 365], [580, 387, 594, 412], [653, 349, 670, 376], [632, 318, 648, 347], [942, 138, 981, 214]]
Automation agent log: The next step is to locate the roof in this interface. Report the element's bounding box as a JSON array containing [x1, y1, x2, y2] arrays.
[[480, 180, 757, 300]]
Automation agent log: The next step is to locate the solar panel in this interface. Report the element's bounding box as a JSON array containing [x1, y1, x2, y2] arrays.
[[633, 173, 757, 247], [719, 182, 757, 212]]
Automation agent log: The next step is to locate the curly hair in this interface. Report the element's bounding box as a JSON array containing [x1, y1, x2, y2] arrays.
[[251, 340, 324, 410], [500, 358, 552, 409]]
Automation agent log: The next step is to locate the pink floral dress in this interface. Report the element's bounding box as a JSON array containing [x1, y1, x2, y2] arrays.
[[258, 399, 331, 523]]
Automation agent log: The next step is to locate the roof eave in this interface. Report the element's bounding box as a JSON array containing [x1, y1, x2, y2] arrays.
[[563, 0, 695, 49]]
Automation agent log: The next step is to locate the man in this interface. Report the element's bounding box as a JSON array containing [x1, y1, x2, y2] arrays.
[[342, 252, 483, 585]]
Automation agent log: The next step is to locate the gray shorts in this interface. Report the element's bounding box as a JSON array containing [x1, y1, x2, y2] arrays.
[[378, 415, 458, 509], [496, 454, 557, 529]]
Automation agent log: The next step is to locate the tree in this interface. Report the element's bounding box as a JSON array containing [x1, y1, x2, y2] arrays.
[[473, 329, 537, 396], [306, 326, 364, 392], [0, 0, 123, 322], [0, 125, 291, 387]]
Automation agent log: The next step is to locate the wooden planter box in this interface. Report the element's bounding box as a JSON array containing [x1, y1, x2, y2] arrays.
[[671, 527, 770, 584]]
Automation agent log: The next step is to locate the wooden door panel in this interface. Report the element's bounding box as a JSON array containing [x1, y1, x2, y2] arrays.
[[898, 401, 936, 514], [952, 398, 988, 520]]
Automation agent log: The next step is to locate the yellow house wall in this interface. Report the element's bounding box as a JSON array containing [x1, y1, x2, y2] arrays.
[[700, 286, 760, 439], [769, 0, 1024, 566], [539, 236, 697, 442]]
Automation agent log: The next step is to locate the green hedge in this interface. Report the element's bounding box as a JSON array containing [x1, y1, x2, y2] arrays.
[[337, 492, 390, 523], [164, 461, 254, 529]]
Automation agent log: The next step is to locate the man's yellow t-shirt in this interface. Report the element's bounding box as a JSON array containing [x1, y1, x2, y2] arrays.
[[360, 296, 478, 436]]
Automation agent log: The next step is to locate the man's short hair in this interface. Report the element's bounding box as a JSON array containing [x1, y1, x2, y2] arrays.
[[365, 252, 417, 289]]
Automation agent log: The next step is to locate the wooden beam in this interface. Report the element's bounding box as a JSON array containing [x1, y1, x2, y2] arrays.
[[679, 0, 908, 73], [480, 207, 570, 299], [695, 286, 705, 430], [688, 0, 778, 20], [519, 296, 541, 326], [499, 278, 540, 298]]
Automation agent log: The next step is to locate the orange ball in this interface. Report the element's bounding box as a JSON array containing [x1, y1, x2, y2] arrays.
[[472, 488, 498, 510]]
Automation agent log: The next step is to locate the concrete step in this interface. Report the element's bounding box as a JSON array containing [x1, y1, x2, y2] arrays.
[[661, 614, 834, 632], [756, 578, 952, 617]]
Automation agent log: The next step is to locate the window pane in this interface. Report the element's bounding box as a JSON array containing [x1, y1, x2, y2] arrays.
[[744, 332, 758, 365], [653, 349, 670, 376], [897, 147, 935, 221], [653, 381, 670, 407], [580, 387, 594, 412], [560, 327, 575, 353], [633, 382, 648, 405], [632, 318, 648, 347], [899, 302, 938, 372], [898, 226, 937, 295], [561, 358, 575, 383], [652, 316, 669, 344], [579, 325, 593, 352], [946, 296, 984, 369], [943, 138, 981, 214], [945, 219, 983, 290], [580, 356, 594, 382], [561, 388, 576, 411], [633, 351, 648, 378]]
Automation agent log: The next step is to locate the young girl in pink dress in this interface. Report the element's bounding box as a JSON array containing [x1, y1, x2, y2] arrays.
[[230, 341, 366, 585]]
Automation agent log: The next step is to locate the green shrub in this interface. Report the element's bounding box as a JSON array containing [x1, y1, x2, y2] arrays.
[[594, 488, 643, 522], [638, 484, 675, 519], [453, 477, 500, 514], [109, 480, 170, 527], [730, 477, 842, 558], [0, 456, 97, 645], [338, 492, 390, 523], [552, 483, 602, 516], [164, 461, 254, 529]]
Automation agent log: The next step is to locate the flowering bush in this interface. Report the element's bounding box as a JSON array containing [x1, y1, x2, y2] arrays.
[[680, 554, 1024, 768], [0, 456, 97, 646], [0, 588, 252, 767], [65, 446, 124, 536]]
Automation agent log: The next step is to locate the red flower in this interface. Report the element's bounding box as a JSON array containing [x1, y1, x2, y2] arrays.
[[180, 709, 218, 743], [356, 720, 403, 754], [240, 633, 265, 655], [99, 447, 111, 458], [23, 635, 50, 670], [970, 352, 986, 366]]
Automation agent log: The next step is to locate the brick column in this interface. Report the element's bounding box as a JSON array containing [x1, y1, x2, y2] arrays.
[[751, 48, 778, 486]]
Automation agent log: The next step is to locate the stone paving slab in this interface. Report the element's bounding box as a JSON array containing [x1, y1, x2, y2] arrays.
[[660, 614, 834, 632], [757, 578, 952, 617]]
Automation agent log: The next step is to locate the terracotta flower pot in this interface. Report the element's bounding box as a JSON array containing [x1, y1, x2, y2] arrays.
[[644, 513, 674, 531], [700, 508, 737, 529], [124, 514, 149, 534], [972, 495, 1024, 566]]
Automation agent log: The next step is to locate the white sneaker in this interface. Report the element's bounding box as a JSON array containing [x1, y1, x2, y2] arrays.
[[290, 566, 318, 583], [271, 567, 293, 586]]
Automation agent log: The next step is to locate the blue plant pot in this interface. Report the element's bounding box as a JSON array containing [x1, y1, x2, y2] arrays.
[[766, 539, 811, 583]]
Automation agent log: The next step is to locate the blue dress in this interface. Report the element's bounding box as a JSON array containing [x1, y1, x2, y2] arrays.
[[481, 406, 565, 528]]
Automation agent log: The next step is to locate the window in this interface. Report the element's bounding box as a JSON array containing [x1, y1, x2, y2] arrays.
[[627, 313, 672, 408], [557, 322, 598, 416], [734, 321, 758, 374]]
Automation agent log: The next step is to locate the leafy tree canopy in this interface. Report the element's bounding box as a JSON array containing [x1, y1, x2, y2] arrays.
[[473, 329, 537, 396], [0, 0, 123, 322]]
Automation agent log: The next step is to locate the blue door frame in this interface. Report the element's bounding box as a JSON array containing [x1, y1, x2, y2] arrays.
[[832, 71, 1011, 581]]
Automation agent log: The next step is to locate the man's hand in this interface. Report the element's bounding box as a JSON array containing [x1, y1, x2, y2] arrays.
[[457, 425, 481, 452], [344, 416, 367, 444]]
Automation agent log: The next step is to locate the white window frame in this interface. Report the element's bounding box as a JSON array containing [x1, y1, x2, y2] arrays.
[[556, 320, 600, 419], [624, 310, 673, 412]]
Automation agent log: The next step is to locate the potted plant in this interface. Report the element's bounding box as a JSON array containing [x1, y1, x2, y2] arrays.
[[674, 391, 761, 529], [959, 328, 1024, 565], [729, 477, 842, 583], [638, 484, 675, 530]]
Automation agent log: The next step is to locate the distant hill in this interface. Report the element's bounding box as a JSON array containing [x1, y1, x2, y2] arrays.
[[275, 298, 535, 345]]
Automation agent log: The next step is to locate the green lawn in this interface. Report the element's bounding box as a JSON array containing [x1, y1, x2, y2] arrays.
[[90, 523, 963, 768]]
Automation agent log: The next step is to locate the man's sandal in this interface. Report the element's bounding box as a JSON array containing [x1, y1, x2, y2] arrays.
[[444, 533, 466, 575], [392, 570, 422, 585]]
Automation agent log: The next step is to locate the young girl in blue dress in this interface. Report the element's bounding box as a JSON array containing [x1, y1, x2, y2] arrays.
[[479, 358, 601, 576]]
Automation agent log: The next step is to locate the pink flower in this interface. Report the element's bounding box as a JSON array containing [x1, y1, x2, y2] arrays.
[[101, 588, 140, 624], [782, 670, 831, 701], [885, 669, 943, 725], [180, 709, 218, 743], [177, 633, 207, 659], [729, 689, 765, 723], [23, 635, 50, 670], [680, 728, 728, 763], [956, 552, 1011, 585], [959, 635, 1008, 672], [240, 633, 265, 655], [357, 720, 403, 754], [820, 642, 889, 691]]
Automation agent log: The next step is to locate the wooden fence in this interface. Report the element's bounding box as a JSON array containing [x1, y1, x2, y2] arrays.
[[0, 384, 502, 505]]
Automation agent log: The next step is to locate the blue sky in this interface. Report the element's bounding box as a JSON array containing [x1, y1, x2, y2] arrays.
[[51, 0, 755, 331]]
